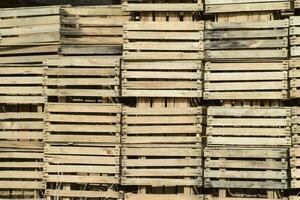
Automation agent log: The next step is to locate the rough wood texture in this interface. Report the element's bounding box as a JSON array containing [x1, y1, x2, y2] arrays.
[[59, 5, 129, 55], [290, 147, 300, 188], [290, 16, 300, 58], [0, 63, 45, 104], [292, 107, 300, 146], [289, 60, 300, 98], [123, 21, 204, 60], [205, 0, 291, 13], [204, 61, 288, 100], [204, 147, 288, 189], [0, 111, 44, 199], [122, 105, 203, 187], [125, 193, 204, 200], [44, 103, 121, 199], [122, 0, 203, 11], [44, 56, 120, 101], [205, 20, 288, 60], [122, 60, 203, 97], [207, 107, 291, 147]]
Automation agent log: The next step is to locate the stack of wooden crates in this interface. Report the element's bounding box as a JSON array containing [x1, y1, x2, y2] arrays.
[[121, 1, 204, 200], [203, 1, 291, 200], [0, 6, 61, 199]]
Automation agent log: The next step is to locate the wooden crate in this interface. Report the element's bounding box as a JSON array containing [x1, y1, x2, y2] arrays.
[[0, 63, 45, 104], [125, 193, 204, 200], [59, 6, 129, 55], [289, 197, 300, 200], [205, 20, 288, 60], [205, 0, 290, 13], [122, 0, 203, 12], [0, 6, 60, 65], [290, 147, 300, 188], [0, 5, 60, 46], [122, 106, 203, 187], [295, 0, 300, 9], [289, 16, 300, 58], [204, 61, 288, 100], [207, 107, 291, 147], [0, 111, 44, 199], [292, 107, 300, 146], [204, 147, 288, 189], [289, 60, 300, 98], [122, 146, 202, 186], [44, 103, 121, 199], [44, 103, 121, 145], [123, 21, 204, 61], [206, 196, 288, 200], [44, 56, 120, 101], [122, 60, 203, 97], [122, 106, 204, 146]]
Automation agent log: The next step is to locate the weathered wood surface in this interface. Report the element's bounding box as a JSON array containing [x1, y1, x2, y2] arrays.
[[290, 147, 300, 188], [122, 61, 203, 97], [60, 6, 129, 55], [205, 20, 288, 60], [45, 103, 121, 145], [125, 193, 204, 200], [205, 0, 290, 13], [122, 147, 202, 186], [292, 107, 300, 146], [204, 61, 288, 100], [0, 64, 45, 104], [0, 6, 60, 46], [0, 110, 44, 198], [122, 106, 204, 145], [289, 60, 300, 98], [122, 0, 203, 11], [204, 147, 288, 189], [123, 21, 204, 60], [290, 17, 300, 57], [207, 107, 291, 147], [44, 56, 120, 100]]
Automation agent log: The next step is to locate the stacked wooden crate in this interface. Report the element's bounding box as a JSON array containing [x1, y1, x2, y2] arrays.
[[121, 1, 204, 200], [43, 5, 126, 200], [0, 5, 62, 199], [203, 5, 291, 200], [59, 6, 129, 55]]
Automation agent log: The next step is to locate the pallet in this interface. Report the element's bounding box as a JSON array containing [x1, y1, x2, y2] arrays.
[[205, 20, 288, 60], [205, 0, 291, 13], [125, 193, 204, 200], [207, 107, 291, 147], [59, 6, 129, 55], [123, 21, 204, 61], [292, 107, 300, 146], [122, 60, 203, 97], [44, 102, 121, 199], [0, 6, 60, 46], [0, 111, 44, 199], [122, 0, 203, 12], [0, 63, 45, 104], [290, 147, 300, 188], [204, 61, 288, 100], [295, 0, 300, 9], [204, 147, 288, 189], [44, 56, 120, 101]]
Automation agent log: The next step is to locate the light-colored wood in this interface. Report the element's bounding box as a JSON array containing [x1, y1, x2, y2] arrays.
[[207, 106, 291, 147], [60, 6, 129, 55], [44, 56, 120, 100], [204, 147, 288, 189], [205, 0, 290, 13], [205, 20, 288, 60]]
